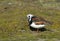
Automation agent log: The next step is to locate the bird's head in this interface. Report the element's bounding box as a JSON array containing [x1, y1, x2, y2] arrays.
[[27, 14, 34, 21]]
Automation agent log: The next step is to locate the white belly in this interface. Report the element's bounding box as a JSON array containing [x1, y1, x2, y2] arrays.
[[30, 22, 46, 28]]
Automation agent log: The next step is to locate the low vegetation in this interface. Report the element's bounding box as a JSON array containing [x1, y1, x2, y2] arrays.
[[0, 0, 60, 41]]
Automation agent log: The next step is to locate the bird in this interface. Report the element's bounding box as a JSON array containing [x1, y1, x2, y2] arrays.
[[27, 14, 52, 32]]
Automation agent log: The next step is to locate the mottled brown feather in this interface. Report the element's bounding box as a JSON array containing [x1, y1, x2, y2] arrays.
[[32, 17, 46, 25]]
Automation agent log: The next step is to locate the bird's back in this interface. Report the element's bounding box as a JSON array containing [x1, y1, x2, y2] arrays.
[[31, 16, 46, 25]]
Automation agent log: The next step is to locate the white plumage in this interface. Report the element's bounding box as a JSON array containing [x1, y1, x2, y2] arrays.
[[30, 22, 45, 28]]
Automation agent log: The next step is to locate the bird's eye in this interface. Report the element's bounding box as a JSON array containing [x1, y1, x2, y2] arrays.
[[29, 16, 30, 17], [29, 16, 30, 19], [29, 16, 30, 18]]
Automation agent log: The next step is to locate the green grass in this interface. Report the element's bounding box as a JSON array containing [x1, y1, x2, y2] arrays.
[[0, 0, 60, 41]]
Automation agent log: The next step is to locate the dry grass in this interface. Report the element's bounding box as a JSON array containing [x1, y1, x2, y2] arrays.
[[0, 0, 60, 41]]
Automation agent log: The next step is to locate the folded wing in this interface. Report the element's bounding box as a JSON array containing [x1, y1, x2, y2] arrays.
[[31, 16, 46, 25]]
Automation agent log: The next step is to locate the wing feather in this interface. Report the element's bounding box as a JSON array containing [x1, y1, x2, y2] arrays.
[[32, 17, 46, 25]]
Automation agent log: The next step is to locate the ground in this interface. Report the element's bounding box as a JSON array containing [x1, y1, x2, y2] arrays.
[[0, 0, 60, 41]]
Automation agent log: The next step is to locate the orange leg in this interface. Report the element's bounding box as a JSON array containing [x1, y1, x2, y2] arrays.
[[37, 28, 39, 32]]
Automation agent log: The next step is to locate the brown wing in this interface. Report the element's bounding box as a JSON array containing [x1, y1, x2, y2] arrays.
[[32, 17, 46, 25], [32, 16, 53, 25]]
